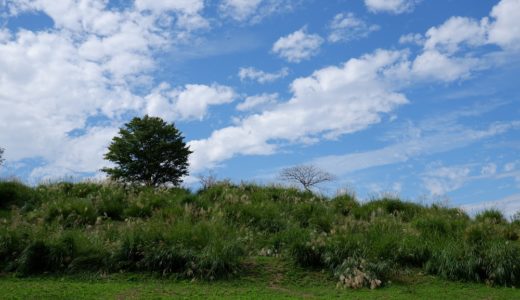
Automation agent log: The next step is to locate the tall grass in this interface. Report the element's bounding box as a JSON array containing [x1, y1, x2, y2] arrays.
[[0, 180, 519, 287]]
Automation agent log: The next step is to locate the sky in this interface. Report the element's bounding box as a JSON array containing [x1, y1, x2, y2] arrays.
[[0, 0, 519, 216]]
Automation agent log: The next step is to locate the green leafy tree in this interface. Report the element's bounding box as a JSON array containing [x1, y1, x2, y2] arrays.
[[102, 115, 192, 187]]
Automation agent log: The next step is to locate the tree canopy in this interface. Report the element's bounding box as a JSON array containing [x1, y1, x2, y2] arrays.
[[102, 115, 192, 187]]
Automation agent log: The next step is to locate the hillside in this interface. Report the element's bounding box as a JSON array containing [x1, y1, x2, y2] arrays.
[[1, 180, 519, 297]]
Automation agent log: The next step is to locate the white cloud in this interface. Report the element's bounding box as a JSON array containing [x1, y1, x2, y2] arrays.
[[420, 0, 520, 53], [189, 50, 409, 171], [29, 126, 118, 182], [236, 93, 279, 112], [481, 163, 497, 176], [399, 33, 424, 45], [219, 0, 295, 23], [504, 161, 518, 172], [392, 0, 520, 83], [219, 0, 262, 21], [135, 0, 204, 15], [310, 114, 520, 176], [461, 193, 520, 218], [364, 0, 419, 14], [145, 83, 236, 121], [410, 50, 480, 82], [424, 16, 488, 54], [422, 164, 472, 195], [272, 27, 323, 63], [238, 67, 289, 83], [488, 0, 520, 50], [328, 12, 380, 43], [0, 0, 213, 181]]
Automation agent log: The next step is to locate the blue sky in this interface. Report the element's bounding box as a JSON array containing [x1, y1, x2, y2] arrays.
[[0, 0, 519, 216]]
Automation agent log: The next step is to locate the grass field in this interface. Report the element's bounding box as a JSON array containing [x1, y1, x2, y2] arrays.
[[1, 257, 518, 300], [1, 181, 520, 299]]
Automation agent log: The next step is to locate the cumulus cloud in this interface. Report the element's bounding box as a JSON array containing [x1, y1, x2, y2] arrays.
[[410, 50, 480, 82], [145, 83, 236, 121], [389, 0, 520, 83], [189, 50, 409, 171], [238, 67, 289, 83], [424, 16, 488, 54], [488, 0, 520, 50], [272, 27, 323, 63], [0, 0, 217, 181], [328, 12, 380, 43], [236, 93, 279, 112], [364, 0, 420, 14]]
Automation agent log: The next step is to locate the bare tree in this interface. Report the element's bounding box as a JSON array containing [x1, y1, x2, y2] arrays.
[[0, 147, 4, 167], [197, 170, 219, 190], [279, 165, 335, 191]]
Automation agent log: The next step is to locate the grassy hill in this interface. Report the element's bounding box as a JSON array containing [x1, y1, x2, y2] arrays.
[[1, 180, 519, 298]]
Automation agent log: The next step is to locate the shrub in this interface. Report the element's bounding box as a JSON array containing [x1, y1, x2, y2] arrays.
[[0, 181, 39, 209], [333, 257, 389, 289], [289, 229, 326, 268], [425, 239, 520, 286], [115, 219, 245, 279], [41, 198, 97, 227], [330, 194, 359, 216], [353, 198, 423, 222], [0, 227, 28, 271], [16, 240, 51, 275], [224, 202, 287, 233], [413, 214, 466, 238], [475, 209, 506, 224], [292, 202, 334, 232], [92, 185, 127, 220]]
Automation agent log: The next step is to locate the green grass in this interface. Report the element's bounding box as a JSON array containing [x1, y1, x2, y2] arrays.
[[1, 180, 520, 296], [0, 257, 518, 299]]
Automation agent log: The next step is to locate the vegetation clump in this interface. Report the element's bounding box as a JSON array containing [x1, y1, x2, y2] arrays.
[[0, 180, 519, 288]]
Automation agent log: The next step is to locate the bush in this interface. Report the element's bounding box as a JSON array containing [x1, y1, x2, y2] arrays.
[[114, 219, 245, 279], [475, 209, 506, 225], [292, 202, 334, 232], [41, 198, 97, 227], [413, 214, 466, 238], [333, 257, 390, 289], [353, 198, 423, 222], [0, 227, 28, 271], [425, 239, 520, 286], [330, 194, 359, 216], [16, 240, 52, 275], [0, 181, 39, 209], [289, 232, 325, 268]]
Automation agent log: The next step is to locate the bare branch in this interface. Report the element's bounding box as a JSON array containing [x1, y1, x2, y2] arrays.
[[0, 147, 4, 167], [196, 170, 219, 190], [279, 165, 335, 191]]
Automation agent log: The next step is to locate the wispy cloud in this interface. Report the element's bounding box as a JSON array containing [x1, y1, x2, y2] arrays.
[[461, 193, 520, 218], [328, 12, 380, 43], [311, 117, 520, 176], [364, 0, 421, 14], [238, 67, 289, 83]]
